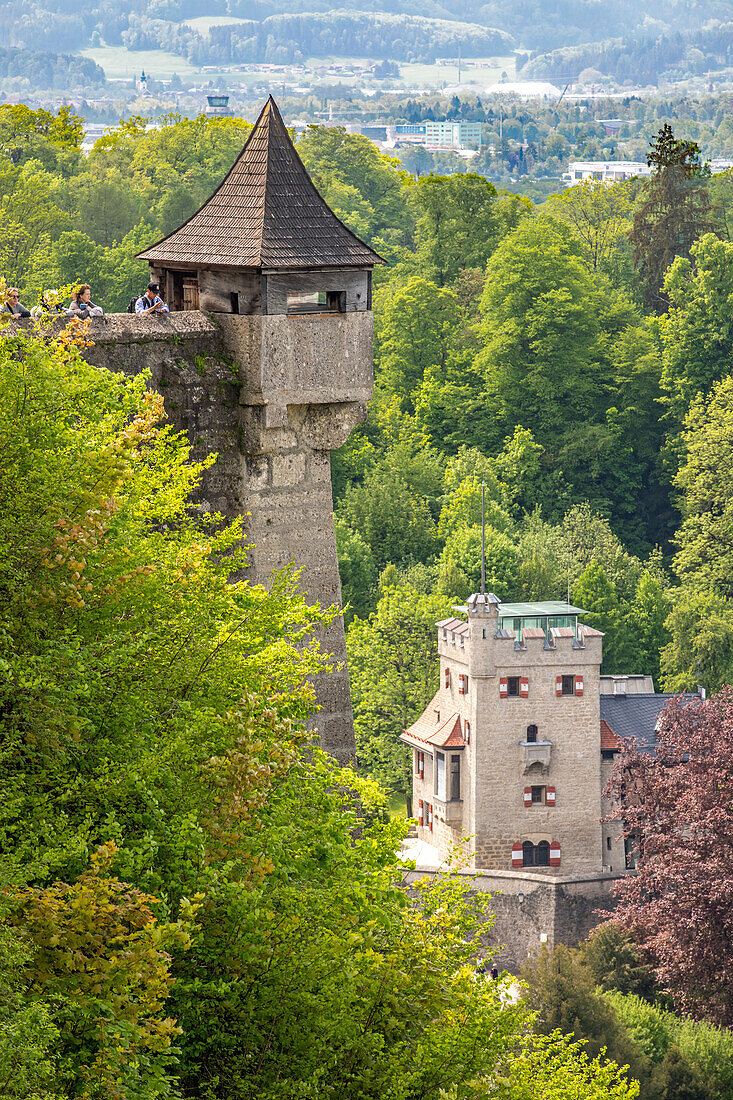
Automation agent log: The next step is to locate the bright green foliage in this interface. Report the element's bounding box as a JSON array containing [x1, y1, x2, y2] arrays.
[[0, 104, 82, 168], [411, 172, 527, 285], [624, 569, 671, 686], [375, 275, 461, 409], [0, 315, 327, 887], [347, 583, 453, 804], [604, 992, 733, 1100], [546, 178, 633, 272], [522, 944, 650, 1088], [12, 842, 193, 1100], [0, 880, 60, 1100], [439, 524, 520, 599], [573, 558, 634, 674], [493, 1031, 639, 1100], [673, 375, 733, 597], [477, 216, 611, 448], [334, 517, 377, 623], [661, 588, 733, 694], [661, 234, 733, 437]]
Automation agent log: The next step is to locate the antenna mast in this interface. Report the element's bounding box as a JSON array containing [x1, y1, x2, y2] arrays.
[[481, 481, 486, 596]]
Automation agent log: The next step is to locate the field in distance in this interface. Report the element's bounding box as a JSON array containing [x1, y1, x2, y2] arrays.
[[80, 43, 517, 90]]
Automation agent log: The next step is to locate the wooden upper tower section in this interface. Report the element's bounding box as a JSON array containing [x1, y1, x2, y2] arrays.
[[138, 97, 382, 290]]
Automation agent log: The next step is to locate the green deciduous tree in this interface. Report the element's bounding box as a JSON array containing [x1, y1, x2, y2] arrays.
[[12, 842, 193, 1100], [347, 583, 453, 807], [673, 374, 733, 597], [661, 233, 733, 439], [375, 275, 461, 409], [477, 216, 611, 450], [412, 172, 527, 285], [547, 177, 633, 272]]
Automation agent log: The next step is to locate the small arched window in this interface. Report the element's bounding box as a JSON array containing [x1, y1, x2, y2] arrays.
[[526, 724, 538, 743], [522, 840, 551, 867]]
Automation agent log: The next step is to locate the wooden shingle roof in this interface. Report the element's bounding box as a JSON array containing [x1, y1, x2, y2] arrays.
[[137, 96, 383, 271]]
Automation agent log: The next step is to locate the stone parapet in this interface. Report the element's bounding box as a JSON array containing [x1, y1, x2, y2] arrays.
[[403, 866, 622, 970]]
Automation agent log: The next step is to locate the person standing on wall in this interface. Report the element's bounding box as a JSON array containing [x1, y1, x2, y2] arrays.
[[135, 282, 169, 314]]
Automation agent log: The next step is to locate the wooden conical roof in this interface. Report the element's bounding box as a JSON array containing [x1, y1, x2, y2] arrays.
[[137, 97, 383, 271]]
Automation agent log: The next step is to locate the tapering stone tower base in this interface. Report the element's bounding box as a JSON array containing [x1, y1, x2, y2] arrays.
[[131, 96, 384, 764]]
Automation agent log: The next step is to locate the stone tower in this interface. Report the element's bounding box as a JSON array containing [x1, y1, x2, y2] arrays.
[[134, 97, 383, 763], [403, 595, 605, 873]]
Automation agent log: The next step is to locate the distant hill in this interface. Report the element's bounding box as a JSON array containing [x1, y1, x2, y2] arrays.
[[0, 46, 105, 89], [520, 22, 733, 84], [1, 0, 731, 66]]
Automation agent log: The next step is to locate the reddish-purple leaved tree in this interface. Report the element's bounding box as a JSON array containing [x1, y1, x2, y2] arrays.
[[605, 688, 733, 1025]]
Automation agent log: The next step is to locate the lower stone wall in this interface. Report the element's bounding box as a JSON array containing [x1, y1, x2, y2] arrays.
[[28, 312, 359, 763], [403, 865, 620, 971]]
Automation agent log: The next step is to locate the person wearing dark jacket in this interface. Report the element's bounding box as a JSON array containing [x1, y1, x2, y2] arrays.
[[2, 288, 31, 316]]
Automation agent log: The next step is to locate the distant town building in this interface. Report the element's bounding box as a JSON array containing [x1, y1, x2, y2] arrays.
[[597, 118, 626, 135], [387, 120, 482, 151], [137, 70, 151, 97], [205, 94, 231, 117], [565, 160, 652, 185]]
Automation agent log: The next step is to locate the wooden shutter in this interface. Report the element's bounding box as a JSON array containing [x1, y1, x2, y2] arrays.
[[520, 676, 529, 698], [418, 798, 424, 826], [575, 675, 584, 696], [546, 786, 556, 806], [458, 675, 465, 695], [464, 721, 470, 744], [523, 787, 532, 807], [555, 675, 563, 697], [549, 841, 561, 867], [511, 843, 523, 868], [428, 803, 433, 832], [445, 668, 450, 688], [499, 677, 508, 698]]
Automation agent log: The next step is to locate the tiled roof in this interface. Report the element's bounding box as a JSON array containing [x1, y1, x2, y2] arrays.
[[522, 627, 545, 640], [550, 626, 576, 639], [579, 623, 604, 638], [599, 693, 699, 755], [600, 718, 622, 752], [138, 97, 383, 271], [401, 694, 466, 749], [437, 617, 464, 631]]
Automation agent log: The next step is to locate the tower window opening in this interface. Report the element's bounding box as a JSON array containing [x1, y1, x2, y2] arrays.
[[287, 289, 346, 314], [526, 724, 538, 743]]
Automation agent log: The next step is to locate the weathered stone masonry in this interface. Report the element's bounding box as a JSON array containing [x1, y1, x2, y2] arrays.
[[79, 309, 369, 764]]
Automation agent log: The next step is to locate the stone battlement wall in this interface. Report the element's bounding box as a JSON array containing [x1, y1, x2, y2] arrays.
[[403, 865, 620, 971], [33, 311, 367, 763]]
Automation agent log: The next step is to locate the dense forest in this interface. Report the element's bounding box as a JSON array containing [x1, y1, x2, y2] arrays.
[[2, 0, 731, 65], [520, 22, 733, 85]]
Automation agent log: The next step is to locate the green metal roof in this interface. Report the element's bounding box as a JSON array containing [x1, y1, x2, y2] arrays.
[[497, 601, 586, 617]]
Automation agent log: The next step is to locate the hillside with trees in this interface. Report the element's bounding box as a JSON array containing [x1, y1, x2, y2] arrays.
[[2, 105, 733, 1094]]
